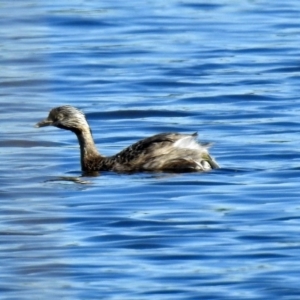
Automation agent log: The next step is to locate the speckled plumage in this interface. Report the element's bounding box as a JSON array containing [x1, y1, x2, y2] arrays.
[[36, 106, 219, 173]]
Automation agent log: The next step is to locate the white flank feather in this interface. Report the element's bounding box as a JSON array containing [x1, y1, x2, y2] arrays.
[[173, 135, 206, 151]]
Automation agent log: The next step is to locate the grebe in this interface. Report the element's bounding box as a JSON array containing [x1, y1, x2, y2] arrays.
[[36, 106, 219, 173]]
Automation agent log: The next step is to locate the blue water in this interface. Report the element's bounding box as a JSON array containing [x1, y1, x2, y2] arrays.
[[1, 0, 300, 299]]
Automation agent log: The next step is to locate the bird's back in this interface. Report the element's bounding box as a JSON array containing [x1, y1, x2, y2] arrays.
[[109, 133, 219, 172]]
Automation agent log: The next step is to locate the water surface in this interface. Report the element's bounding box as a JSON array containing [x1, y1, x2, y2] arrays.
[[1, 0, 300, 299]]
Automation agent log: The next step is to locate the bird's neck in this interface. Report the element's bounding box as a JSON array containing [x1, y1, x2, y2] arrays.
[[74, 127, 102, 171]]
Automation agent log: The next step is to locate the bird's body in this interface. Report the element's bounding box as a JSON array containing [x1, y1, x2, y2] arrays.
[[36, 106, 219, 173]]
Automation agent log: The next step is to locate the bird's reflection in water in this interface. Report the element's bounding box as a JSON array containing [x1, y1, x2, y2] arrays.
[[45, 176, 92, 184]]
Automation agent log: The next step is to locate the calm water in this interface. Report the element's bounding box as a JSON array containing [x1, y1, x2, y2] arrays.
[[1, 0, 300, 299]]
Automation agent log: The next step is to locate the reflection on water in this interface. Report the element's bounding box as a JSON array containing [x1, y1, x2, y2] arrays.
[[45, 176, 92, 184], [1, 0, 300, 299]]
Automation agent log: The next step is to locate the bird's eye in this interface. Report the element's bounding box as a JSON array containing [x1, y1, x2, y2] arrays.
[[53, 113, 63, 122]]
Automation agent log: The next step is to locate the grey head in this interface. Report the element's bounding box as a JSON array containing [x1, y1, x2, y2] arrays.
[[35, 105, 89, 132]]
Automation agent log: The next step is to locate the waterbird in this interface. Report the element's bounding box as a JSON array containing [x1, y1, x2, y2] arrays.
[[35, 105, 219, 173]]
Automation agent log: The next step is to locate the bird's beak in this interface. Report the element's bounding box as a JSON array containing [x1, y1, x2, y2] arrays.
[[35, 118, 53, 128]]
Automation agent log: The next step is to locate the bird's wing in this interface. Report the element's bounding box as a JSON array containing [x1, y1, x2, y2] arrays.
[[114, 133, 191, 163]]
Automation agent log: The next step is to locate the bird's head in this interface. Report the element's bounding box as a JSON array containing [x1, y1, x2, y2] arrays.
[[35, 105, 89, 132]]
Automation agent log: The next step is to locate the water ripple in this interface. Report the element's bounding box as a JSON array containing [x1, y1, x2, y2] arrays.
[[1, 0, 300, 299]]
